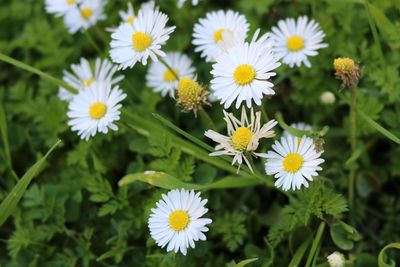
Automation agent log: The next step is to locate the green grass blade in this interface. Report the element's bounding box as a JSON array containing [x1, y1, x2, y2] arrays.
[[288, 236, 312, 267], [234, 258, 258, 267], [0, 140, 61, 227], [0, 104, 12, 168], [0, 53, 78, 94], [118, 171, 261, 191], [357, 110, 400, 144], [378, 242, 400, 267]]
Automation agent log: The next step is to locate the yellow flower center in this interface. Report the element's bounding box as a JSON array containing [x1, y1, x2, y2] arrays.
[[231, 127, 253, 151], [83, 78, 94, 87], [287, 35, 304, 51], [164, 68, 178, 82], [283, 153, 304, 173], [89, 102, 107, 120], [169, 210, 190, 231], [233, 64, 256, 86], [132, 32, 152, 52], [333, 57, 356, 74], [127, 15, 135, 24], [66, 0, 75, 4], [81, 8, 93, 20], [214, 28, 226, 42]]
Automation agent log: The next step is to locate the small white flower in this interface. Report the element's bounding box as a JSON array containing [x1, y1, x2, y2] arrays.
[[205, 107, 277, 172], [192, 10, 249, 62], [320, 91, 336, 105], [67, 82, 126, 140], [264, 135, 324, 191], [58, 58, 124, 101], [110, 8, 175, 70], [270, 16, 328, 68], [45, 0, 81, 17], [327, 251, 345, 267], [146, 52, 195, 97], [148, 189, 212, 256], [118, 1, 156, 26], [282, 122, 312, 139], [177, 0, 200, 8], [63, 0, 106, 34], [210, 30, 280, 109]]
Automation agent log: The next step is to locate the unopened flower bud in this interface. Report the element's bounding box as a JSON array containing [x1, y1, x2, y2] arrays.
[[320, 91, 335, 105], [327, 251, 345, 267]]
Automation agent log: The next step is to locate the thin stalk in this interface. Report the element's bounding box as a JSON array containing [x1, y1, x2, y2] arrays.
[[158, 57, 179, 80], [364, 0, 385, 67], [198, 107, 217, 131], [84, 31, 102, 55], [275, 112, 314, 137], [305, 222, 326, 267], [0, 53, 78, 94], [349, 85, 357, 221]]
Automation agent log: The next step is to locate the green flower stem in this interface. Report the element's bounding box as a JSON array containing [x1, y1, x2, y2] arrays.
[[158, 57, 179, 80], [84, 31, 103, 55], [349, 85, 358, 220], [275, 112, 314, 137], [0, 53, 78, 94], [198, 107, 217, 131], [305, 221, 326, 267]]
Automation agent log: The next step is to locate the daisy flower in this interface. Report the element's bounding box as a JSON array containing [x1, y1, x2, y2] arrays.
[[264, 135, 324, 191], [148, 189, 212, 256], [205, 107, 277, 172], [45, 0, 81, 17], [58, 58, 124, 101], [146, 52, 195, 97], [67, 82, 127, 140], [63, 0, 106, 34], [177, 0, 200, 8], [210, 29, 281, 109], [110, 8, 176, 70], [270, 16, 328, 68], [118, 1, 156, 26], [192, 10, 249, 62], [282, 122, 312, 139]]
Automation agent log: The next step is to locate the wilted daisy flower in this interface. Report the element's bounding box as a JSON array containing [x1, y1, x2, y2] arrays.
[[264, 135, 324, 191], [333, 57, 361, 88], [270, 16, 328, 68], [282, 122, 312, 139], [176, 77, 209, 114], [192, 10, 249, 62], [205, 107, 277, 172], [320, 91, 336, 104], [110, 8, 175, 70], [327, 251, 345, 267], [177, 0, 200, 8], [118, 1, 156, 26], [59, 58, 124, 101], [148, 189, 212, 256], [211, 29, 280, 109], [146, 52, 195, 97], [63, 0, 106, 34], [45, 0, 81, 17], [67, 82, 126, 140]]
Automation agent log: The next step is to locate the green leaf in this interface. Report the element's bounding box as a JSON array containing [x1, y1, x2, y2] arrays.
[[358, 109, 400, 144], [0, 103, 12, 168], [0, 140, 61, 227], [233, 258, 258, 267], [378, 243, 400, 267], [329, 220, 360, 250], [288, 237, 312, 267], [119, 171, 262, 190]]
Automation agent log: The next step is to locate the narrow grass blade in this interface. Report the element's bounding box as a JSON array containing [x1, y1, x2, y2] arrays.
[[233, 258, 258, 267], [119, 171, 261, 191], [358, 110, 400, 144], [0, 104, 12, 168], [0, 140, 61, 227], [289, 236, 312, 267], [378, 242, 400, 267], [0, 53, 78, 94]]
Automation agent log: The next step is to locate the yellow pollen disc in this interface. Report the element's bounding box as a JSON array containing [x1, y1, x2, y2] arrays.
[[83, 78, 94, 87], [164, 68, 178, 82], [81, 8, 93, 20], [287, 35, 304, 51], [169, 210, 190, 231], [132, 32, 152, 52], [127, 16, 135, 24], [333, 57, 356, 73], [214, 28, 226, 42], [89, 102, 107, 120], [231, 127, 253, 151], [283, 153, 304, 173], [233, 64, 256, 86], [177, 77, 205, 110], [66, 0, 75, 4]]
